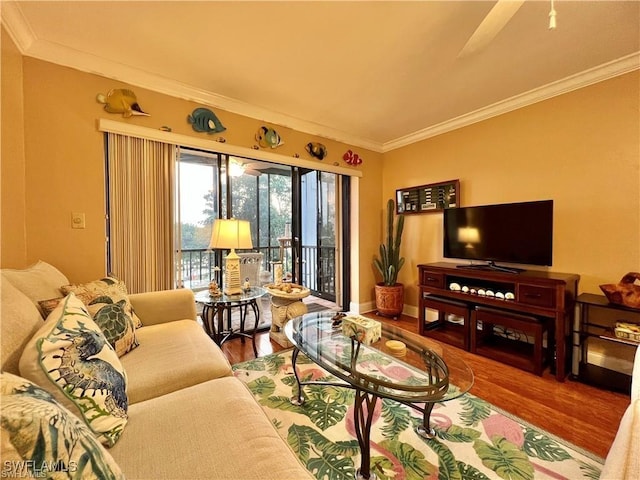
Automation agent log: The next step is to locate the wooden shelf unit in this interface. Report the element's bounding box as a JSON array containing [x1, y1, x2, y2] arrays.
[[418, 262, 579, 381], [572, 293, 639, 393]]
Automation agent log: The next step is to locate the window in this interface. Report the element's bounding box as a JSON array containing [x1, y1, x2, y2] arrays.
[[177, 151, 296, 290]]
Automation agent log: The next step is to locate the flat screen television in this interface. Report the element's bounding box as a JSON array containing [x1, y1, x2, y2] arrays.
[[443, 200, 553, 273]]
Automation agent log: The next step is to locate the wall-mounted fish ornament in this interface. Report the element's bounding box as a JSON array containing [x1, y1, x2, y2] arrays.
[[96, 89, 149, 117], [187, 108, 226, 134], [343, 149, 363, 166], [306, 142, 327, 160], [255, 126, 284, 148]]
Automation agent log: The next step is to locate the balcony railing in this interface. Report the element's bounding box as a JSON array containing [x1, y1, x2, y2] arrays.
[[180, 246, 335, 300]]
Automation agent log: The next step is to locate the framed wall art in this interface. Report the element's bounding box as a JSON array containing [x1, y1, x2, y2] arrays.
[[396, 179, 460, 214]]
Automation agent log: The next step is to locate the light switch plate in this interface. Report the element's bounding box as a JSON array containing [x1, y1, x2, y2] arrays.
[[71, 212, 85, 229]]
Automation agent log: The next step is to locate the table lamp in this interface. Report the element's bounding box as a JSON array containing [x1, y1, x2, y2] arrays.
[[458, 227, 480, 249], [209, 218, 253, 295]]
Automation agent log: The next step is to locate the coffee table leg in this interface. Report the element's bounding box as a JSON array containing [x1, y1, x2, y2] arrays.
[[290, 348, 305, 406], [415, 402, 436, 439], [249, 300, 259, 357], [354, 389, 378, 480], [202, 304, 214, 339], [216, 305, 225, 345]]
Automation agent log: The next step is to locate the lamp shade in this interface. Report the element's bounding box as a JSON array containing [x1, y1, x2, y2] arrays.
[[457, 227, 480, 245], [209, 219, 253, 250]]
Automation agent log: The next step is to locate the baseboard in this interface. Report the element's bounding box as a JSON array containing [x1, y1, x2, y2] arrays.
[[350, 301, 417, 319], [403, 304, 418, 319], [351, 300, 376, 314]]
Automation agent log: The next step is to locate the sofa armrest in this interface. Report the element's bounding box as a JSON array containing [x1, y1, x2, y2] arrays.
[[129, 289, 197, 326], [601, 399, 640, 479], [631, 344, 640, 401]]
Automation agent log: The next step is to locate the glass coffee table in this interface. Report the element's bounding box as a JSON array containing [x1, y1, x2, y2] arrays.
[[284, 312, 474, 480]]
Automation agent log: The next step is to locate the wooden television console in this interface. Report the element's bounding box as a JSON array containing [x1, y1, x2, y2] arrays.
[[418, 262, 579, 381]]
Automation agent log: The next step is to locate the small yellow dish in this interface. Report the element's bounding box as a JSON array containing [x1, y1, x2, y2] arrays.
[[385, 340, 407, 356], [386, 340, 405, 350]]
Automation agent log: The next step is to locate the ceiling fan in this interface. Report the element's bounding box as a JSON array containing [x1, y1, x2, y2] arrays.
[[229, 159, 287, 177], [458, 0, 526, 58], [228, 158, 262, 177], [239, 162, 262, 177]]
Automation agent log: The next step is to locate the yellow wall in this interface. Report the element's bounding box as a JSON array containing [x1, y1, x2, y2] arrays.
[[3, 26, 638, 308], [384, 71, 640, 306], [1, 31, 383, 304], [1, 27, 27, 268]]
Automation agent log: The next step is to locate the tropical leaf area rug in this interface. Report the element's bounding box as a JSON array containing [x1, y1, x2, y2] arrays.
[[232, 349, 604, 480]]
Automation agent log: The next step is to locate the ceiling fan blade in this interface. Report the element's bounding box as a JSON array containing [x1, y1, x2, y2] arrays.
[[244, 162, 268, 170], [244, 168, 261, 177], [458, 0, 525, 58]]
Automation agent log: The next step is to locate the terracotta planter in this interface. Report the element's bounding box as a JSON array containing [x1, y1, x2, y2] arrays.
[[374, 282, 404, 318]]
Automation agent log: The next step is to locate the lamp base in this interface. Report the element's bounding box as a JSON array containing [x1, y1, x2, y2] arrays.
[[224, 251, 242, 296], [224, 286, 243, 296]]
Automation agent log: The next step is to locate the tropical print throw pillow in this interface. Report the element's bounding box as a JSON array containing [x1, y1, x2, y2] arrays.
[[61, 276, 143, 329], [1, 372, 125, 479], [19, 293, 129, 447], [40, 291, 139, 357]]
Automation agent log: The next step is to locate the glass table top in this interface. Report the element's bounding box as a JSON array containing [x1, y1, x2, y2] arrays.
[[284, 312, 474, 403], [194, 286, 266, 305]]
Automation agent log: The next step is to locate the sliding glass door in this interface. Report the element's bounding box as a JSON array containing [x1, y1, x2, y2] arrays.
[[177, 149, 221, 289], [177, 150, 294, 289], [177, 149, 348, 308], [295, 169, 338, 302]]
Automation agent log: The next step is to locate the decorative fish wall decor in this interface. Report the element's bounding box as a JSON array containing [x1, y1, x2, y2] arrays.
[[306, 142, 327, 160], [255, 126, 284, 149], [343, 149, 363, 166], [187, 108, 226, 134], [96, 89, 149, 117]]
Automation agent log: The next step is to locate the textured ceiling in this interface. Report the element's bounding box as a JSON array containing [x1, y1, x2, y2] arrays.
[[3, 0, 639, 151]]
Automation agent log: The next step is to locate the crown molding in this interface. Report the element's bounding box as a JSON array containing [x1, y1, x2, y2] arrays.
[[3, 2, 638, 154], [1, 2, 382, 153], [0, 1, 35, 51], [383, 52, 640, 152]]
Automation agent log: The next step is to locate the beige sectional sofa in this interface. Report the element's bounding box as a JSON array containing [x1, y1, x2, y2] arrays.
[[1, 261, 313, 480], [600, 343, 640, 480]]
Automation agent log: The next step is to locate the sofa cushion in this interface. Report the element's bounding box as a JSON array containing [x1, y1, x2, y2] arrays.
[[1, 260, 69, 316], [120, 320, 233, 404], [1, 372, 125, 480], [39, 292, 139, 357], [19, 293, 129, 447], [109, 377, 313, 480], [0, 278, 44, 375], [61, 276, 142, 328]]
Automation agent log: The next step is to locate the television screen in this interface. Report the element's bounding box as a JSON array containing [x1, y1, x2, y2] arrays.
[[443, 200, 553, 268]]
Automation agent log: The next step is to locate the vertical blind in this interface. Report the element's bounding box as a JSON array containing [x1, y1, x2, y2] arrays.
[[107, 133, 178, 293]]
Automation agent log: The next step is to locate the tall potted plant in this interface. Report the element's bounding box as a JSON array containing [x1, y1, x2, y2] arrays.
[[374, 199, 405, 318]]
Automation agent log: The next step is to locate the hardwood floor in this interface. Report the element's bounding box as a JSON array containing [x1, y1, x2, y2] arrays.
[[220, 312, 629, 460]]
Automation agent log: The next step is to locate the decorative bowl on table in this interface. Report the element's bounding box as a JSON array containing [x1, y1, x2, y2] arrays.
[[264, 283, 311, 299], [600, 272, 640, 310]]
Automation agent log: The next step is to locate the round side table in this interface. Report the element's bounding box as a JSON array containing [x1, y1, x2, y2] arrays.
[[194, 287, 266, 356]]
